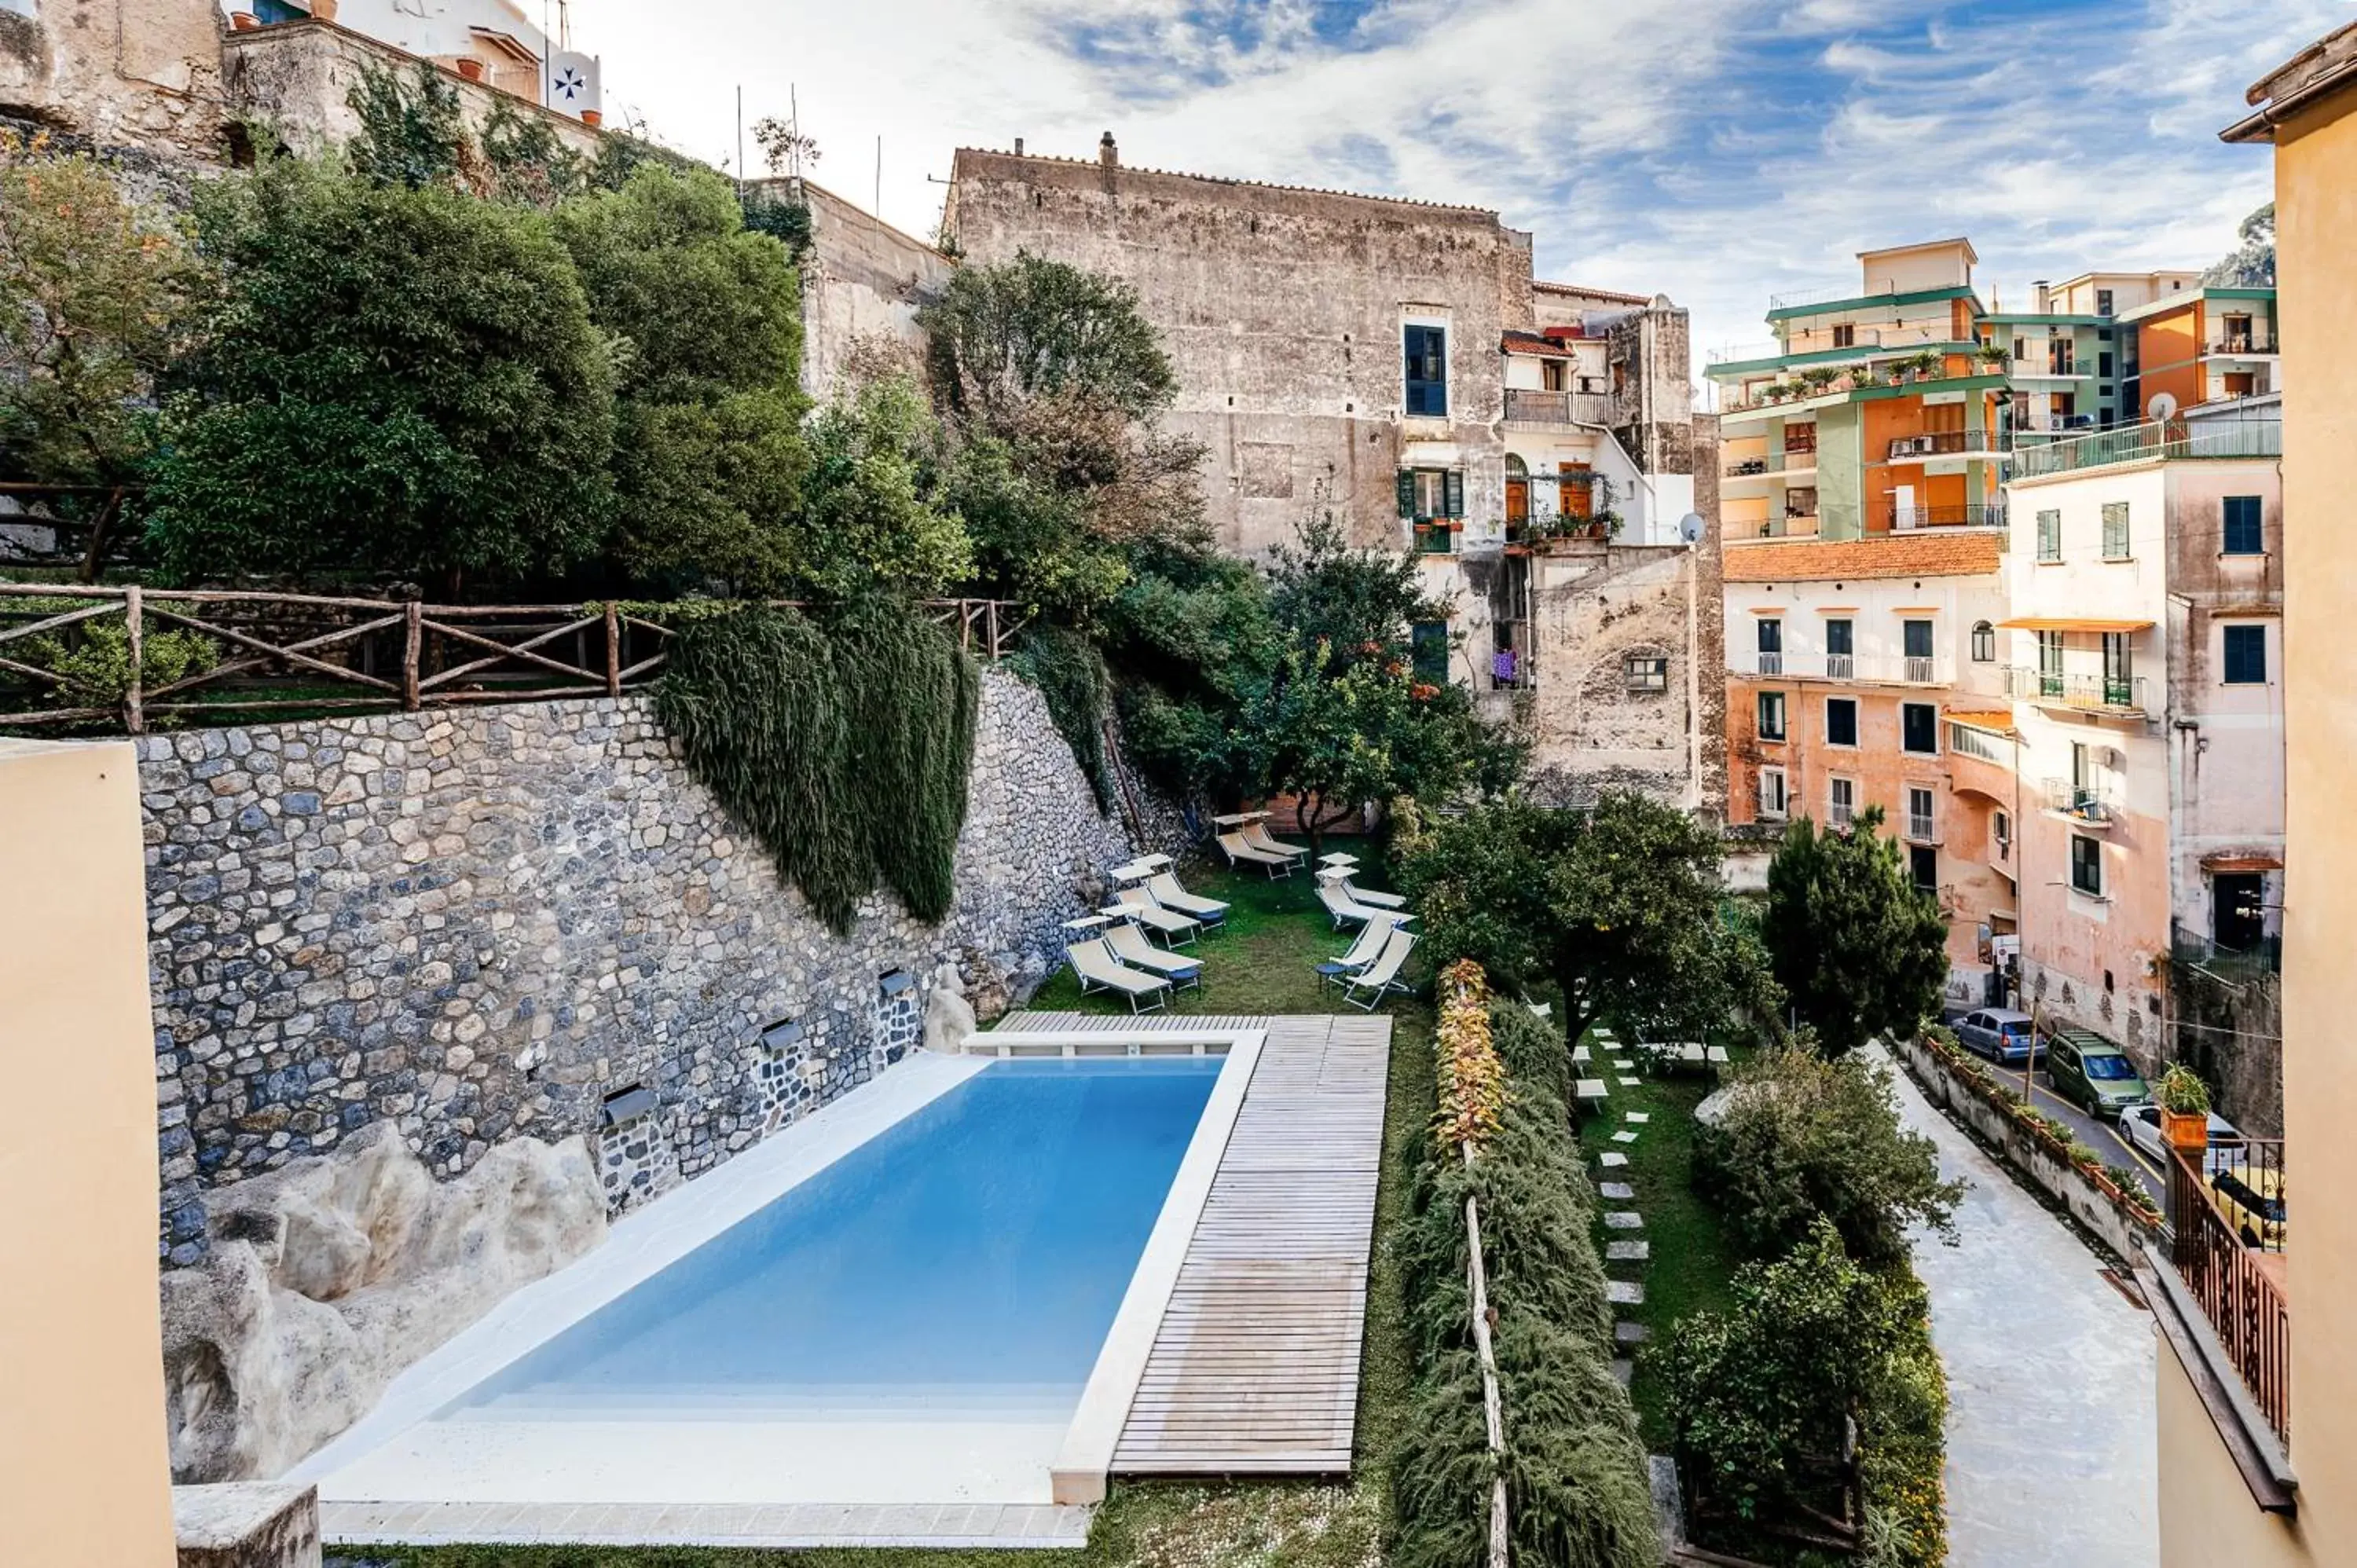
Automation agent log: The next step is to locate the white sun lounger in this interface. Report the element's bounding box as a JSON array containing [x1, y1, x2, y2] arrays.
[[1341, 926, 1417, 1011], [1105, 921, 1203, 990], [1146, 871, 1229, 924], [1113, 886, 1200, 947], [1316, 914, 1406, 990], [1242, 821, 1310, 860], [1067, 939, 1171, 1013], [1219, 831, 1294, 878], [1318, 877, 1413, 931], [1343, 878, 1408, 910]]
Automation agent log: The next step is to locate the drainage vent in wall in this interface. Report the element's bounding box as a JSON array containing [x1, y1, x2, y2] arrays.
[[601, 1084, 658, 1127]]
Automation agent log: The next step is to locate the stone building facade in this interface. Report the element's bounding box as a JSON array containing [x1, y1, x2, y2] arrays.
[[744, 175, 959, 400], [141, 668, 1148, 1265], [943, 138, 1720, 811], [0, 0, 227, 159]]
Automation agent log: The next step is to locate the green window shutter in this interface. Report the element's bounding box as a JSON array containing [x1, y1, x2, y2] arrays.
[[1397, 470, 1417, 518], [1445, 469, 1464, 518]]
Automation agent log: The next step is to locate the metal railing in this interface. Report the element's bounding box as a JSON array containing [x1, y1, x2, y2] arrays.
[[2169, 1139, 2289, 1444], [2041, 778, 2111, 822], [1502, 388, 1613, 426], [2172, 920, 2282, 978], [1888, 429, 2001, 460], [2007, 665, 2146, 713], [1891, 504, 2007, 530], [2206, 332, 2278, 356], [1724, 449, 1818, 478], [2014, 418, 2282, 478], [1732, 651, 1951, 686]]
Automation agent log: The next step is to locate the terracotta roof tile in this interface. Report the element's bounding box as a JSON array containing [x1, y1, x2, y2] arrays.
[[1723, 532, 2003, 583]]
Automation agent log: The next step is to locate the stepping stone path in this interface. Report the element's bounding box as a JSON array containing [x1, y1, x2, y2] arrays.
[[1615, 1321, 1650, 1345], [1611, 1130, 1638, 1143], [1597, 1151, 1628, 1167], [1604, 1211, 1644, 1229], [1590, 1080, 1662, 1398], [1607, 1280, 1645, 1306], [1599, 1182, 1635, 1200], [1623, 1112, 1649, 1125], [1607, 1240, 1649, 1262], [1617, 1075, 1640, 1086]]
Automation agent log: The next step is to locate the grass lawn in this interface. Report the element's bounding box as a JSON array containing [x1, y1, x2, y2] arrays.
[[1574, 1044, 1748, 1450], [354, 850, 1434, 1568]]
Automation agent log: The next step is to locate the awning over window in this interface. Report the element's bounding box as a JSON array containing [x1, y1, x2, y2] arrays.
[[1996, 617, 2156, 632], [1946, 711, 2016, 734], [2201, 853, 2282, 873]]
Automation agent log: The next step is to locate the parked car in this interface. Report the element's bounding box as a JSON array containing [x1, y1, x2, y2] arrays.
[[2120, 1103, 2245, 1171], [1955, 1007, 2038, 1064], [2205, 1163, 2287, 1250], [2042, 1031, 2150, 1121]]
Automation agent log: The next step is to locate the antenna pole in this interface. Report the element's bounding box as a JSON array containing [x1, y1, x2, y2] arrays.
[[736, 84, 744, 191], [875, 134, 882, 215]]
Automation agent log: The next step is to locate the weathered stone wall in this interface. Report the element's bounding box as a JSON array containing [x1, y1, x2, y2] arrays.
[[0, 0, 225, 160], [2172, 962, 2283, 1137], [745, 175, 959, 401], [142, 669, 1142, 1264], [1522, 542, 1704, 808]]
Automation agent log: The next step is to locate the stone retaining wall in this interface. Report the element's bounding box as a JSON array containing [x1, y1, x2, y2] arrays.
[[143, 669, 1154, 1264]]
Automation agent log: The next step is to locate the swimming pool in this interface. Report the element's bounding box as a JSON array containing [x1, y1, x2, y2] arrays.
[[448, 1057, 1222, 1423]]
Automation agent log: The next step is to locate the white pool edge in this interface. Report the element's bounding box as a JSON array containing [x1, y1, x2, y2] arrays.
[[983, 1028, 1266, 1504]]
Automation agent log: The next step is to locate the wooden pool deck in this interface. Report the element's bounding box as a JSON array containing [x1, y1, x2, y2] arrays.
[[999, 1012, 1392, 1477]]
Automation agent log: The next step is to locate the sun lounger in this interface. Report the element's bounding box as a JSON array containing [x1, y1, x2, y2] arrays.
[[1343, 878, 1408, 910], [1317, 877, 1412, 930], [1146, 872, 1229, 924], [1219, 832, 1294, 878], [1242, 821, 1310, 860], [1105, 921, 1203, 990], [1113, 887, 1200, 947], [1067, 939, 1171, 1013], [1341, 926, 1418, 1011], [1317, 914, 1407, 990]]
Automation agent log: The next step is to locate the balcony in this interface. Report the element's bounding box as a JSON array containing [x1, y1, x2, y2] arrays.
[[1724, 448, 1818, 478], [2006, 665, 2147, 715], [1886, 429, 2003, 461], [2013, 416, 2282, 478], [2205, 332, 2278, 356], [2041, 778, 2113, 826], [1890, 504, 2007, 530], [1505, 388, 1614, 427], [1733, 651, 1952, 685], [1413, 522, 1457, 555], [2167, 1138, 2288, 1445]]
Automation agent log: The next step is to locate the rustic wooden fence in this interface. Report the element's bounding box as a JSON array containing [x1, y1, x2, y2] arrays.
[[0, 585, 1024, 735]]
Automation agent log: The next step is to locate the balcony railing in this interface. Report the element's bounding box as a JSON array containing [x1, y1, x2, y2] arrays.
[[2006, 665, 2146, 713], [1887, 429, 2002, 460], [1504, 388, 1614, 426], [2205, 332, 2279, 356], [2169, 1138, 2289, 1444], [2041, 778, 2112, 823], [2013, 417, 2282, 478], [1734, 652, 1952, 685], [1890, 504, 2007, 530], [1947, 722, 2008, 765], [1724, 449, 1818, 478]]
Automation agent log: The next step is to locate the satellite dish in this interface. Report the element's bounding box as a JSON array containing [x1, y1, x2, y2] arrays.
[[2149, 392, 2179, 423], [1679, 512, 1705, 545]]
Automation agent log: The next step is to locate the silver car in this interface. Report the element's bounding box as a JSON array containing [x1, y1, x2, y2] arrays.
[[1955, 1007, 2037, 1064], [2121, 1103, 2245, 1174]]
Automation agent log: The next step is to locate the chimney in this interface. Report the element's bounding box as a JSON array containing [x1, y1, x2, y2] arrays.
[[1099, 132, 1118, 169], [1014, 137, 1024, 156], [2033, 279, 2051, 313]]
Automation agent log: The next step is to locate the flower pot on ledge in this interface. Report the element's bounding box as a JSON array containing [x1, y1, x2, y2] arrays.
[[2161, 1108, 2209, 1152], [455, 57, 486, 82]]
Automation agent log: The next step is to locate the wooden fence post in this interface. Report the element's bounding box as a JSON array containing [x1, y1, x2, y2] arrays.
[[988, 599, 1002, 660], [603, 603, 622, 698], [123, 583, 144, 736], [401, 599, 423, 711]]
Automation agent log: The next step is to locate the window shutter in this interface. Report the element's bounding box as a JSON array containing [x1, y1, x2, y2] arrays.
[[1396, 470, 1417, 518], [1444, 469, 1465, 518]]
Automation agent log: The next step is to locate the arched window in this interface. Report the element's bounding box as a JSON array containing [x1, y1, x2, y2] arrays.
[[1970, 620, 1996, 662]]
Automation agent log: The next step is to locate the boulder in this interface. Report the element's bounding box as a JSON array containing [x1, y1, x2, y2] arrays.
[[922, 960, 980, 1054], [159, 1123, 603, 1482]]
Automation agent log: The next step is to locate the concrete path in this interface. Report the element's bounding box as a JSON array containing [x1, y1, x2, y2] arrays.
[[1879, 1049, 2158, 1568]]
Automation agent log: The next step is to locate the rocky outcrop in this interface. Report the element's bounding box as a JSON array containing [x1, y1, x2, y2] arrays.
[[159, 1123, 603, 1483]]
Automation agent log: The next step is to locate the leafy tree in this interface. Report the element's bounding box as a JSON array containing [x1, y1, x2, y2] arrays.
[[553, 164, 811, 592], [1698, 1041, 1961, 1266], [0, 133, 213, 490], [145, 158, 617, 590], [1663, 1221, 1943, 1545], [2203, 202, 2275, 288], [782, 375, 972, 602], [1398, 793, 1753, 1046], [923, 250, 1175, 420], [480, 102, 587, 208], [1763, 808, 1948, 1057]]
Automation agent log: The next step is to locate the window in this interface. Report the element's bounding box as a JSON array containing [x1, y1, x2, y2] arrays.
[[2036, 508, 2062, 562], [2049, 337, 2076, 376], [1757, 691, 1787, 742], [2095, 288, 2114, 317], [1832, 323, 1856, 349], [1826, 697, 1858, 747], [2012, 335, 2028, 362], [1758, 767, 1788, 820], [1410, 621, 1449, 684], [1825, 617, 1853, 676], [1541, 359, 1566, 392], [1906, 786, 1936, 843], [2099, 350, 2115, 379], [1902, 619, 1934, 680], [1994, 809, 2012, 862], [1625, 654, 1669, 693], [1403, 324, 1447, 416], [2223, 625, 2268, 685], [2102, 633, 2134, 705], [2070, 833, 2104, 898], [1910, 844, 1940, 892], [1756, 617, 1783, 676], [1901, 702, 1939, 756], [1828, 775, 1857, 829], [1970, 620, 1996, 662], [2223, 495, 2264, 555], [2101, 501, 2132, 560], [1398, 467, 1464, 523], [2213, 872, 2264, 951]]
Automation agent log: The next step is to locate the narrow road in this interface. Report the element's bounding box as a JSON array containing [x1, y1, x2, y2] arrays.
[[1875, 1048, 2158, 1568]]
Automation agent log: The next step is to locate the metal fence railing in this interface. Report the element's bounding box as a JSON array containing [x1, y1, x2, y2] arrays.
[[2014, 418, 2282, 479], [2169, 1140, 2289, 1444]]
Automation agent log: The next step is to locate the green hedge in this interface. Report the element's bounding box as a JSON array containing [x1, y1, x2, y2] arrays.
[[1390, 1001, 1656, 1568]]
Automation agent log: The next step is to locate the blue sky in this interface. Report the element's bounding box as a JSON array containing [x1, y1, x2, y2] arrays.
[[574, 0, 2339, 375]]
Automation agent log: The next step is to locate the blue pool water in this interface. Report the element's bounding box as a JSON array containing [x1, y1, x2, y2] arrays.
[[447, 1057, 1222, 1422]]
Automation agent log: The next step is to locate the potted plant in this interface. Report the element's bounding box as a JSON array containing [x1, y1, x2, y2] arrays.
[[1977, 342, 2009, 368], [2157, 1065, 2212, 1151], [1907, 350, 1942, 381]]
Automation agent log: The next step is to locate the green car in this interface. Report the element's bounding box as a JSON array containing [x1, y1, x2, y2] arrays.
[[2043, 1029, 2150, 1121]]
